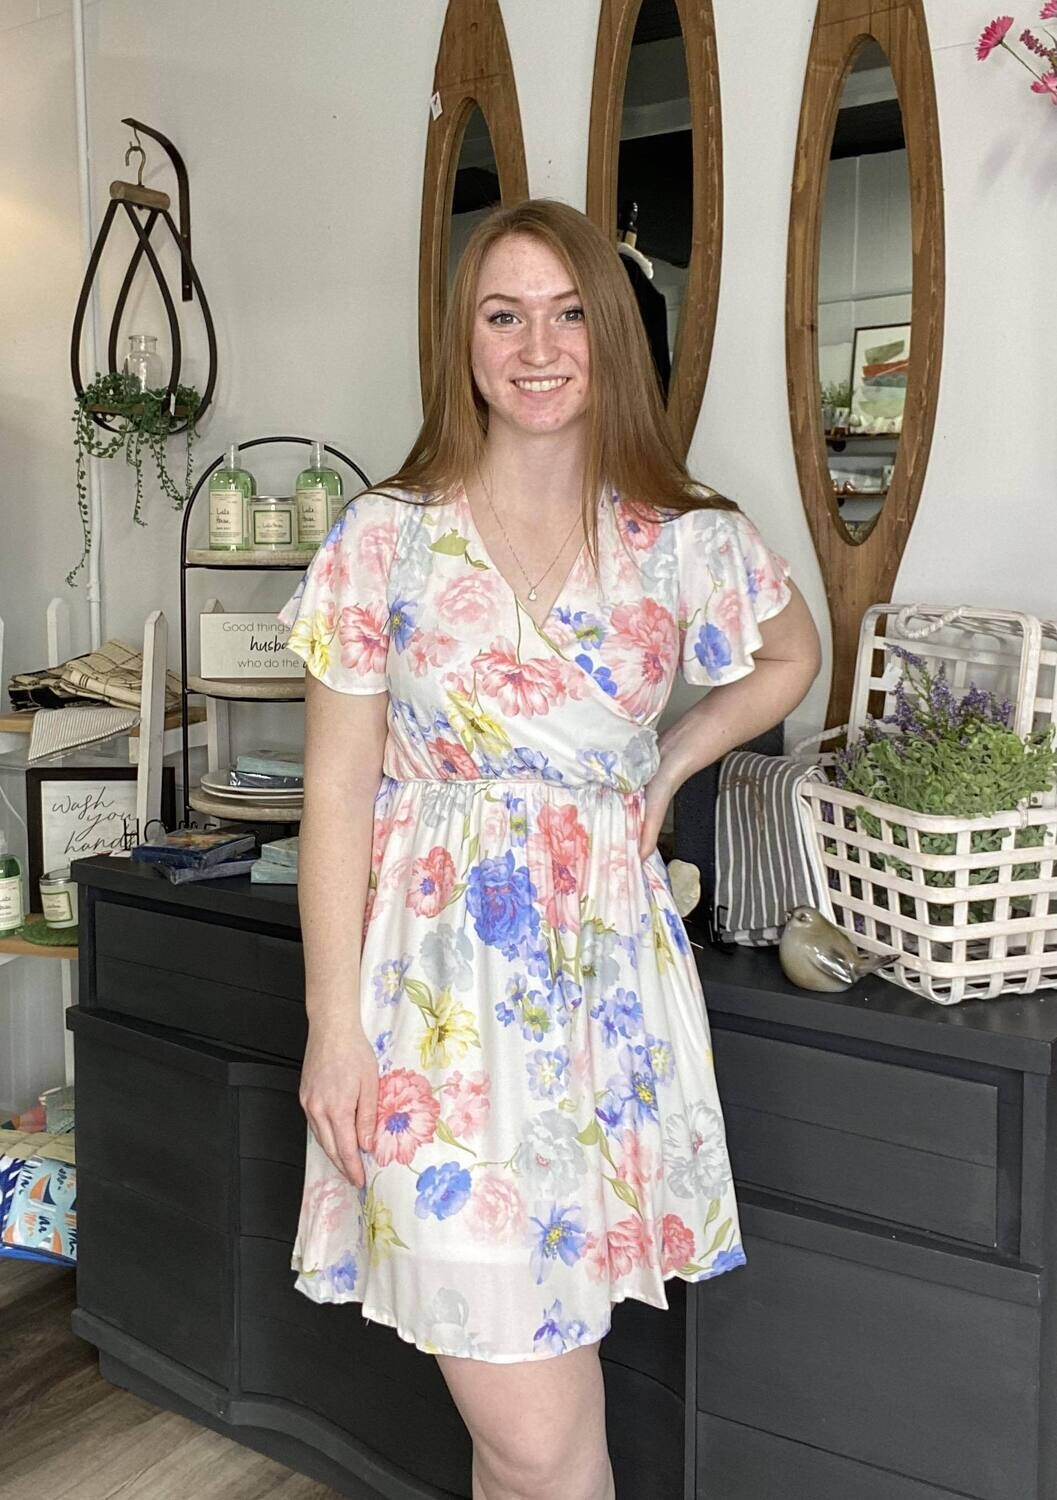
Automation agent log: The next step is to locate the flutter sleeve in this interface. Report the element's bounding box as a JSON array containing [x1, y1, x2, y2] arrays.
[[676, 505, 793, 686], [277, 489, 401, 694]]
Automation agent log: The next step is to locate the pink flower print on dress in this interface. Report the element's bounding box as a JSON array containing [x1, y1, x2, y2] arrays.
[[436, 573, 501, 626], [605, 1215, 656, 1278], [607, 598, 678, 718], [473, 641, 571, 717], [582, 1230, 610, 1283], [357, 518, 399, 577], [373, 1067, 441, 1167], [658, 1213, 696, 1274], [1031, 69, 1057, 98], [466, 1170, 528, 1241], [408, 629, 458, 676], [311, 538, 345, 592], [443, 1069, 491, 1138], [426, 735, 480, 781], [407, 846, 458, 918], [614, 502, 661, 552], [617, 1126, 661, 1194], [1043, 1, 1057, 19], [530, 803, 589, 932], [338, 603, 389, 677]]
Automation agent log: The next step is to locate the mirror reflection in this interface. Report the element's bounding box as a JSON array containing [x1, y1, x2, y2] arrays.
[[818, 40, 911, 543], [449, 106, 500, 288], [617, 0, 692, 400]]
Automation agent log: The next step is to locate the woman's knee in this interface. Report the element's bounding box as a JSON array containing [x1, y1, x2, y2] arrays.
[[436, 1343, 609, 1494]]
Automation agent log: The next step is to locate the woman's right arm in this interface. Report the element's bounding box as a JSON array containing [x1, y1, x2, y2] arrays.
[[296, 668, 389, 1189]]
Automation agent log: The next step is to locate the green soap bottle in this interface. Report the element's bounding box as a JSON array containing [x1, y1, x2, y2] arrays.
[[209, 443, 257, 550], [295, 441, 344, 547], [0, 831, 24, 935]]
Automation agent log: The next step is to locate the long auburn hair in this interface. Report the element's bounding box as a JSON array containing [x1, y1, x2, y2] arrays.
[[377, 198, 737, 560]]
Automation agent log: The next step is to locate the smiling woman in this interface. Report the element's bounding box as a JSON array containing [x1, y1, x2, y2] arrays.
[[279, 195, 818, 1500]]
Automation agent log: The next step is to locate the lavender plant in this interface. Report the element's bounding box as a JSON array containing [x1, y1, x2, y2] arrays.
[[828, 647, 1057, 924]]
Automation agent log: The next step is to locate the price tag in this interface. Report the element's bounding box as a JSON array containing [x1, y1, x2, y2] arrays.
[[430, 90, 443, 120]]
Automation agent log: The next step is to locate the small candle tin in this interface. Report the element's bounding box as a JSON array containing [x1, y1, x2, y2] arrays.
[[249, 495, 298, 550], [39, 867, 78, 929]]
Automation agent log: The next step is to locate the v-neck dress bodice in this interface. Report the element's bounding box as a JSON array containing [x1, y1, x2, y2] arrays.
[[278, 484, 792, 1363]]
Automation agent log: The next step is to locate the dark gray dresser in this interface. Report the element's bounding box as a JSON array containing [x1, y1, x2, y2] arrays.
[[69, 855, 1057, 1499]]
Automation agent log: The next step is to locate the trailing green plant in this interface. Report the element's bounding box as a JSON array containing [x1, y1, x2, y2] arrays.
[[828, 647, 1057, 924], [69, 370, 200, 586]]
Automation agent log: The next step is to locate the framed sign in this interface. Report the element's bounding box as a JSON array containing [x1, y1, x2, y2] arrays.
[[200, 612, 306, 680], [25, 766, 176, 896]]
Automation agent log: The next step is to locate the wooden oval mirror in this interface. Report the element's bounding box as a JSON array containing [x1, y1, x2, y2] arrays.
[[587, 0, 722, 457], [419, 0, 528, 406], [787, 0, 944, 725]]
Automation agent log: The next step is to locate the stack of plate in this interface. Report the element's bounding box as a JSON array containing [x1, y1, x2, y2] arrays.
[[199, 770, 304, 806]]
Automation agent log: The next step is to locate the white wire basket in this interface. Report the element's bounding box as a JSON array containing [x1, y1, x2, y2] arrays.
[[798, 605, 1057, 1005]]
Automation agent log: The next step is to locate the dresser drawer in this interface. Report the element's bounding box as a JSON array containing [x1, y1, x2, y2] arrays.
[[77, 1176, 233, 1386], [695, 1234, 1038, 1500], [713, 1028, 1002, 1246], [94, 899, 308, 1058], [73, 1017, 234, 1230]]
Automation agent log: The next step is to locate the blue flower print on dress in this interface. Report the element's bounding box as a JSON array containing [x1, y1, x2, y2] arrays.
[[663, 908, 690, 956], [527, 1046, 570, 1099], [373, 956, 411, 1005], [415, 1161, 473, 1220], [323, 1251, 358, 1294], [528, 1201, 589, 1284], [693, 622, 733, 678], [575, 655, 618, 697], [533, 1299, 593, 1356], [708, 1246, 748, 1277], [496, 973, 554, 1041], [590, 986, 644, 1047], [466, 852, 540, 956], [388, 597, 418, 651]]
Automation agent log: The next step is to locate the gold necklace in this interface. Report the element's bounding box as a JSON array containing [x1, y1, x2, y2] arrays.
[[478, 469, 583, 603]]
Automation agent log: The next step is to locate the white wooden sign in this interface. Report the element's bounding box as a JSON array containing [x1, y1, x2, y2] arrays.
[[199, 613, 305, 680]]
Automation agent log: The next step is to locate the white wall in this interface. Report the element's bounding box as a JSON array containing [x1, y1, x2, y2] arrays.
[[1, 0, 1054, 776]]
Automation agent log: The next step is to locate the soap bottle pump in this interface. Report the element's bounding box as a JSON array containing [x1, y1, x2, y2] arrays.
[[295, 441, 344, 547], [0, 831, 24, 935]]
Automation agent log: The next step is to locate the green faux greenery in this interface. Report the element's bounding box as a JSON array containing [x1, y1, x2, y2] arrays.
[[69, 371, 199, 586], [829, 649, 1057, 926], [821, 379, 852, 410]]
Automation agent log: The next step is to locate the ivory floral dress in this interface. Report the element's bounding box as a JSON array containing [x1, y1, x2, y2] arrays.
[[278, 482, 792, 1363]]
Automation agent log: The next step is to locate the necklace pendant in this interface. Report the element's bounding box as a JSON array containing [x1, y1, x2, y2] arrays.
[[527, 586, 538, 601]]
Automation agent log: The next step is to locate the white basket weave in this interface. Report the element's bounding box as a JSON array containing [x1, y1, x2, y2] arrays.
[[799, 605, 1057, 1005]]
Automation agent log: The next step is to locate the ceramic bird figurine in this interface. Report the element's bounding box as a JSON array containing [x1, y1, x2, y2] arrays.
[[779, 906, 895, 992]]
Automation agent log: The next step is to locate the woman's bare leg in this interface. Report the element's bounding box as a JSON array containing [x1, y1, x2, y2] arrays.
[[435, 1342, 615, 1500]]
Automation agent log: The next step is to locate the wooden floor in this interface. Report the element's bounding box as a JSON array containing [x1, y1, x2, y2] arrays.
[[0, 1258, 344, 1499]]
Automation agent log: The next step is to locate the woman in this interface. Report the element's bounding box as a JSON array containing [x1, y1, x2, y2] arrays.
[[280, 198, 820, 1500]]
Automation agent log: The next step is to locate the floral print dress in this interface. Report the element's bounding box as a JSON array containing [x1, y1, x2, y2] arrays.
[[278, 481, 792, 1363]]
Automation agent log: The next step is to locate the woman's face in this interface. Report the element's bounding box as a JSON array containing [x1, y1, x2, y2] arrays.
[[469, 233, 590, 440]]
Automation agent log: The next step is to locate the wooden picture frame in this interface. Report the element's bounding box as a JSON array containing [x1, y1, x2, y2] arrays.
[[25, 765, 176, 898], [849, 321, 911, 431]]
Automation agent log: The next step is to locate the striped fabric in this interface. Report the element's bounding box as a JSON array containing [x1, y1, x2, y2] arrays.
[[714, 750, 827, 945]]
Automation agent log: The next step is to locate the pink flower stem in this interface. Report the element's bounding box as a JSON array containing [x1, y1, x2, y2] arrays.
[[1000, 36, 1045, 74]]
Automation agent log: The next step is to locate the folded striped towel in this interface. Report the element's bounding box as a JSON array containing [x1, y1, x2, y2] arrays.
[[714, 750, 827, 945]]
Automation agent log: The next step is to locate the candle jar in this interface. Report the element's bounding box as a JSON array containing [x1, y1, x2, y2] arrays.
[[39, 868, 78, 930], [248, 495, 298, 551]]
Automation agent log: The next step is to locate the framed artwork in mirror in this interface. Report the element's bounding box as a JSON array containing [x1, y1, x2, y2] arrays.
[[586, 0, 722, 457], [850, 322, 911, 432]]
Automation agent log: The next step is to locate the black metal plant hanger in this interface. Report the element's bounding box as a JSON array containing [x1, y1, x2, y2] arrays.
[[70, 118, 217, 435]]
